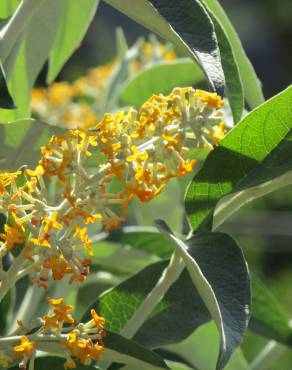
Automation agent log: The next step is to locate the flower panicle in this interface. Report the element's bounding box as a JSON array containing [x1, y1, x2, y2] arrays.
[[0, 87, 225, 287], [6, 298, 106, 369]]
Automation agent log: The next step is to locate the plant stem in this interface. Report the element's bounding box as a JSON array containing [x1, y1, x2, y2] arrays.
[[103, 249, 184, 369], [121, 249, 184, 338], [0, 251, 28, 303], [0, 0, 44, 63], [249, 340, 286, 370], [8, 284, 45, 334]]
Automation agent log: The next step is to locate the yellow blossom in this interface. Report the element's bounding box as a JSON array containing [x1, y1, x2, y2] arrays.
[[14, 336, 36, 358]]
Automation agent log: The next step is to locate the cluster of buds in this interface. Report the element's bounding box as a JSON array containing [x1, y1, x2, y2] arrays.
[[31, 40, 176, 129], [0, 297, 105, 369], [0, 87, 225, 297]]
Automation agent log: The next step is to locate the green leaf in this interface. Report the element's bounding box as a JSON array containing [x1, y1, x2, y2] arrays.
[[0, 119, 64, 170], [0, 41, 30, 121], [101, 38, 143, 113], [47, 0, 100, 83], [0, 62, 15, 109], [250, 275, 292, 346], [116, 27, 128, 58], [106, 226, 173, 259], [104, 0, 225, 95], [84, 229, 250, 370], [120, 58, 204, 108], [207, 12, 243, 123], [155, 220, 250, 370], [185, 86, 292, 232], [200, 0, 264, 108], [103, 331, 169, 369], [91, 239, 159, 274], [0, 0, 64, 121]]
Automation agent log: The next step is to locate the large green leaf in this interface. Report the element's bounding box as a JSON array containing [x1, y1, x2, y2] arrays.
[[0, 119, 64, 170], [84, 229, 250, 370], [104, 0, 225, 95], [185, 86, 292, 232], [201, 0, 264, 108], [47, 0, 100, 82], [250, 275, 292, 346], [155, 221, 250, 370], [120, 58, 204, 108]]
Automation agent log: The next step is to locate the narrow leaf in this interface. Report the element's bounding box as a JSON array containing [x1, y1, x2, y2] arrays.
[[104, 0, 225, 95], [201, 0, 264, 108], [207, 12, 243, 123], [48, 0, 100, 82], [185, 86, 292, 231]]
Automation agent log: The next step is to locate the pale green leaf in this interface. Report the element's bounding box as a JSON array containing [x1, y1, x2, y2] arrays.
[[47, 0, 100, 82], [0, 119, 64, 170], [121, 58, 204, 108]]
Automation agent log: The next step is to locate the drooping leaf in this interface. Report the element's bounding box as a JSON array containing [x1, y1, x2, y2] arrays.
[[185, 86, 292, 232], [106, 226, 173, 259], [250, 275, 292, 346], [207, 12, 243, 123], [155, 220, 250, 370], [0, 119, 64, 170], [120, 58, 204, 108], [84, 228, 250, 370], [104, 0, 225, 95], [200, 0, 264, 108], [47, 0, 100, 82]]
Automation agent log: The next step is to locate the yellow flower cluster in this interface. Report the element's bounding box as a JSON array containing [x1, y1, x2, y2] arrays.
[[0, 87, 224, 292], [0, 297, 105, 369], [31, 40, 176, 129]]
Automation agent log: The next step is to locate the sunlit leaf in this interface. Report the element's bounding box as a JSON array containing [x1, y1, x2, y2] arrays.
[[185, 86, 292, 232], [104, 0, 225, 95], [47, 0, 100, 82], [121, 58, 204, 108]]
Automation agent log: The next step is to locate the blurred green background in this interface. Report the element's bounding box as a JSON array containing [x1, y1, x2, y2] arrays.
[[38, 1, 292, 368]]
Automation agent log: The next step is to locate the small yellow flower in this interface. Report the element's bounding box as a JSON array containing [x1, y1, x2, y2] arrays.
[[43, 212, 63, 234], [14, 336, 36, 357]]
